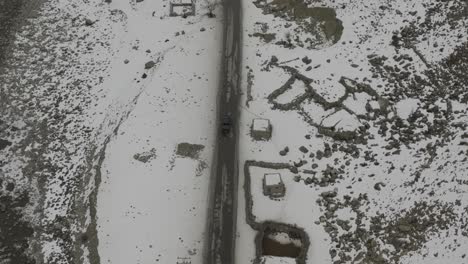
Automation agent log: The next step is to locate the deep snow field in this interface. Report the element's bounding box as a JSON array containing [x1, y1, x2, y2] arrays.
[[235, 0, 468, 263]]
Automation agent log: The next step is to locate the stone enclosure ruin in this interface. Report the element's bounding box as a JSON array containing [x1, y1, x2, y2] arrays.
[[169, 0, 196, 17], [267, 65, 393, 142], [244, 160, 310, 264]]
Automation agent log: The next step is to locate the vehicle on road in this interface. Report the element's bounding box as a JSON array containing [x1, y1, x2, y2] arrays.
[[221, 113, 232, 136]]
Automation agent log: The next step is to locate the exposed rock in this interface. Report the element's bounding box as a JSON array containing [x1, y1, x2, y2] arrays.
[[289, 166, 298, 174], [321, 189, 338, 198], [133, 148, 157, 163], [84, 18, 94, 26], [271, 55, 278, 64], [299, 146, 308, 153], [294, 159, 306, 167], [0, 139, 12, 150], [374, 182, 386, 191], [279, 146, 289, 156], [145, 60, 156, 69]]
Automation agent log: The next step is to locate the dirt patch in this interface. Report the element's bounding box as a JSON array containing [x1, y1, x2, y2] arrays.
[[252, 32, 276, 43], [262, 236, 300, 258], [176, 143, 205, 159], [133, 148, 157, 163], [253, 0, 343, 49], [255, 221, 309, 263], [270, 0, 341, 40], [262, 231, 301, 258]]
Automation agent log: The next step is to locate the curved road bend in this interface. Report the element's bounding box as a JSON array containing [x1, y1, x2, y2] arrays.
[[205, 0, 242, 263]]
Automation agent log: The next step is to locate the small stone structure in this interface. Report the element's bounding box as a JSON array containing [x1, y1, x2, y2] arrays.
[[169, 0, 196, 17], [263, 173, 285, 198], [251, 118, 272, 140]]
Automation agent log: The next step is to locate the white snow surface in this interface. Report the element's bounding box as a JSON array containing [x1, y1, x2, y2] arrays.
[[94, 0, 222, 263], [395, 98, 420, 119]]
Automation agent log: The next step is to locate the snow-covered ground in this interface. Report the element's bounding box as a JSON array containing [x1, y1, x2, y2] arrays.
[[1, 0, 468, 262], [236, 0, 468, 263], [0, 0, 222, 262], [95, 0, 223, 264]]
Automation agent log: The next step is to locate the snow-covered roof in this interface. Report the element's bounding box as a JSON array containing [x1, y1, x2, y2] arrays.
[[253, 118, 270, 132], [264, 173, 282, 186]]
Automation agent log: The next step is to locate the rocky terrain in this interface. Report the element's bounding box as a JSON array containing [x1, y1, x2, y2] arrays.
[[0, 0, 154, 262], [1, 0, 467, 263], [236, 0, 468, 263], [1, 0, 223, 261]]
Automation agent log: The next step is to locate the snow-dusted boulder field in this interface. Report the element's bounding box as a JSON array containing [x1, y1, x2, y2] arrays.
[[236, 0, 468, 263]]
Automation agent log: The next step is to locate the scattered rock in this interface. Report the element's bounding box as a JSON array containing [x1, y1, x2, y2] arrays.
[[289, 166, 298, 174], [84, 18, 94, 26], [5, 182, 14, 191], [133, 148, 157, 163], [0, 139, 12, 150], [316, 150, 323, 160], [145, 61, 156, 69], [374, 182, 386, 191], [279, 146, 289, 156], [294, 160, 306, 167], [271, 56, 278, 64], [321, 189, 338, 198], [299, 146, 309, 153]]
